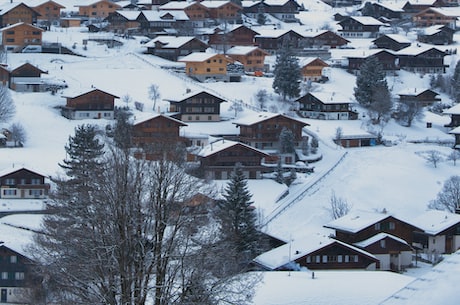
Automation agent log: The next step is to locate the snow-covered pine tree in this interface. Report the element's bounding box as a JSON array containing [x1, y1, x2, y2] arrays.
[[217, 165, 260, 269], [451, 60, 460, 103], [354, 56, 388, 108], [272, 46, 301, 101], [279, 127, 295, 153]]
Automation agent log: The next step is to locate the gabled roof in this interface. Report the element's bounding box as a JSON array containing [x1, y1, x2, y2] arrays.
[[111, 10, 141, 21], [344, 49, 396, 59], [340, 16, 385, 26], [354, 232, 411, 248], [396, 45, 445, 56], [1, 22, 44, 32], [178, 52, 233, 63], [255, 28, 303, 39], [226, 46, 268, 56], [396, 88, 439, 97], [444, 103, 460, 115], [140, 10, 189, 21], [10, 62, 47, 75], [198, 139, 269, 158], [360, 1, 404, 12], [233, 113, 309, 127], [74, 0, 122, 7], [145, 36, 205, 49], [132, 113, 187, 127], [62, 88, 119, 99], [0, 2, 36, 15], [159, 1, 202, 10], [298, 57, 329, 68], [449, 126, 460, 135], [421, 24, 455, 36], [416, 7, 460, 17], [0, 166, 47, 179], [410, 210, 460, 235], [324, 210, 414, 234], [374, 34, 411, 44], [27, 0, 65, 8], [254, 235, 377, 270], [200, 0, 240, 8], [165, 90, 226, 103], [304, 92, 352, 105]]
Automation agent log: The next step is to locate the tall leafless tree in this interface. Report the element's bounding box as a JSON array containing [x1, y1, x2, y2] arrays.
[[0, 85, 15, 123], [428, 175, 460, 213]]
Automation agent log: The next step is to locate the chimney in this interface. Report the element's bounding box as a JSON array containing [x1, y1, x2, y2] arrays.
[[186, 88, 191, 93]]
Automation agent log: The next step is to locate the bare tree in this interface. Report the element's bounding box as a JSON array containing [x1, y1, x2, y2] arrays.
[[9, 122, 26, 147], [122, 94, 133, 107], [447, 150, 460, 166], [395, 101, 423, 127], [229, 101, 243, 117], [0, 85, 15, 123], [328, 191, 352, 219], [425, 150, 443, 168], [368, 85, 392, 125], [148, 84, 161, 112], [254, 89, 268, 110], [428, 175, 460, 212]]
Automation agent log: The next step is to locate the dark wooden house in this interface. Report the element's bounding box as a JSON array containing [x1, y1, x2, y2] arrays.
[[0, 167, 50, 199], [372, 34, 411, 51], [197, 139, 269, 179], [242, 0, 301, 23], [207, 24, 259, 50], [144, 36, 208, 61], [0, 3, 40, 27], [166, 90, 226, 122], [0, 65, 9, 87], [413, 7, 459, 28], [449, 126, 460, 148], [346, 49, 399, 72], [104, 10, 140, 33], [338, 16, 384, 39], [359, 2, 404, 20], [254, 29, 305, 54], [136, 10, 189, 35], [200, 0, 241, 21], [296, 91, 355, 120], [354, 233, 413, 271], [397, 88, 441, 107], [301, 30, 350, 49], [396, 45, 447, 74], [402, 0, 445, 17], [417, 25, 455, 45], [444, 103, 460, 128], [9, 63, 48, 92], [0, 243, 38, 304], [61, 88, 118, 120], [324, 210, 421, 245], [233, 113, 309, 151]]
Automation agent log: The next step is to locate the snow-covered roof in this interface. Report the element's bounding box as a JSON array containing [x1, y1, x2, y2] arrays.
[[255, 28, 299, 38], [74, 0, 121, 6], [254, 235, 377, 270], [144, 36, 198, 49], [396, 44, 444, 56], [308, 91, 352, 105], [114, 10, 141, 20], [165, 89, 225, 102], [61, 87, 119, 99], [354, 232, 410, 248], [200, 0, 235, 8], [406, 0, 438, 5], [241, 0, 260, 7], [443, 103, 460, 115], [264, 0, 294, 6], [178, 52, 228, 62], [450, 126, 460, 135], [226, 46, 263, 55], [324, 210, 404, 233], [298, 57, 328, 67], [396, 88, 437, 96], [423, 7, 460, 17], [132, 113, 187, 126], [421, 24, 446, 36], [198, 139, 268, 157], [410, 210, 460, 235], [26, 0, 66, 7], [0, 166, 49, 178], [379, 34, 412, 44], [159, 1, 198, 9], [0, 2, 26, 15], [343, 48, 394, 59], [0, 22, 44, 32], [346, 16, 385, 26], [233, 112, 308, 127]]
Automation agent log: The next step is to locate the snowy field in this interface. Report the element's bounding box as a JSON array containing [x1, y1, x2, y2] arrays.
[[0, 12, 459, 304]]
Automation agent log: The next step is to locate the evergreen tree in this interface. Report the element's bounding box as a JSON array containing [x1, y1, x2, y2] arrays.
[[354, 56, 388, 107], [279, 127, 295, 153], [274, 159, 284, 184], [272, 46, 301, 101], [368, 84, 393, 124], [113, 107, 133, 149], [452, 60, 460, 103], [217, 166, 260, 269]]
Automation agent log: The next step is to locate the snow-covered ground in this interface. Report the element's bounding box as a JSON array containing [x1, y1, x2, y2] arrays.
[[0, 15, 460, 304]]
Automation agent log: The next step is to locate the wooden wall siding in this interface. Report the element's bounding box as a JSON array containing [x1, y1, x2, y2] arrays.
[[169, 92, 224, 115], [0, 246, 33, 288], [34, 2, 63, 21], [298, 98, 349, 113], [239, 117, 305, 144], [414, 9, 457, 27], [185, 55, 230, 76], [1, 169, 45, 186], [208, 26, 257, 46], [11, 63, 44, 77], [294, 243, 378, 270], [78, 1, 120, 19], [0, 5, 37, 27], [2, 24, 42, 47], [227, 51, 266, 72], [207, 3, 240, 19], [200, 145, 266, 167], [132, 116, 185, 147], [66, 91, 115, 110], [374, 36, 411, 51], [334, 216, 416, 245], [184, 4, 208, 20]]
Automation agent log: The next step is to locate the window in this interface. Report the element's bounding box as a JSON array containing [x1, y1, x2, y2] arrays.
[[344, 255, 349, 262], [4, 178, 14, 185], [380, 240, 386, 248], [374, 223, 380, 230], [15, 272, 24, 280], [1, 272, 7, 279], [389, 222, 395, 230], [322, 255, 327, 263], [29, 190, 43, 196], [206, 68, 211, 72], [337, 255, 343, 263], [3, 189, 16, 196], [31, 178, 41, 185], [10, 256, 17, 263], [306, 256, 311, 263]]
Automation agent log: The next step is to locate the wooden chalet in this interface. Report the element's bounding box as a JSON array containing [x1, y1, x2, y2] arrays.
[[0, 65, 9, 87], [9, 62, 48, 92], [0, 22, 43, 53], [254, 29, 305, 54], [0, 167, 50, 199], [32, 0, 65, 25], [166, 89, 226, 122], [242, 0, 301, 23], [300, 30, 349, 49], [131, 113, 187, 160], [396, 45, 447, 74], [179, 52, 242, 82], [402, 0, 446, 17], [226, 46, 268, 72], [61, 88, 118, 120], [338, 16, 385, 39], [411, 210, 460, 258], [324, 210, 421, 245], [296, 92, 355, 120], [197, 139, 269, 180], [74, 0, 121, 19], [207, 24, 259, 50], [0, 3, 40, 27], [417, 25, 455, 45], [144, 36, 208, 61], [298, 57, 329, 82], [137, 10, 189, 35], [346, 49, 399, 73], [372, 34, 411, 51], [60, 17, 81, 27], [233, 113, 309, 151], [253, 235, 379, 271], [0, 243, 39, 304], [354, 233, 413, 271], [413, 7, 460, 28], [396, 88, 441, 107], [444, 103, 460, 127], [200, 0, 241, 21], [104, 10, 140, 33], [359, 1, 404, 20], [159, 1, 209, 27]]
